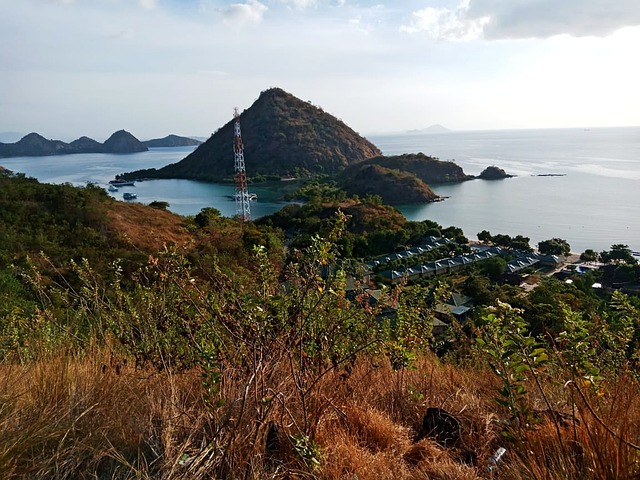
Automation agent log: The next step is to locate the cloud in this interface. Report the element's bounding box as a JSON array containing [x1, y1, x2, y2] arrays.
[[402, 0, 640, 41], [279, 0, 317, 9], [466, 0, 640, 39], [401, 1, 488, 41], [138, 0, 157, 9], [221, 0, 268, 25]]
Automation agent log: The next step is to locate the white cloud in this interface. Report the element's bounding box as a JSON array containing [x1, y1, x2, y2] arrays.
[[138, 0, 157, 10], [401, 1, 489, 41], [279, 0, 317, 9], [221, 0, 268, 25], [466, 0, 640, 39], [402, 0, 640, 41]]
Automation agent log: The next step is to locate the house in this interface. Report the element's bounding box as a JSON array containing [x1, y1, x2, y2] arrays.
[[435, 293, 474, 322]]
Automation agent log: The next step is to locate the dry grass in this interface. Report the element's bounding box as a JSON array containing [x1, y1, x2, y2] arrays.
[[106, 202, 194, 251], [2, 350, 640, 479]]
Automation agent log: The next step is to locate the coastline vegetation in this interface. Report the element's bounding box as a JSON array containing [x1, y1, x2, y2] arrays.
[[1, 170, 640, 478]]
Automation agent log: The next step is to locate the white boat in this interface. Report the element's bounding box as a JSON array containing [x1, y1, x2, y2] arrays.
[[228, 193, 257, 201], [108, 185, 119, 192], [109, 179, 135, 187]]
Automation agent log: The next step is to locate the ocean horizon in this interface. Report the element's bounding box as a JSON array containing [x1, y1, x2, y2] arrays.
[[2, 126, 639, 254]]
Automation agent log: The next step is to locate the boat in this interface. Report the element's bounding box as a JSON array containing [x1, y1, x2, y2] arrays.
[[108, 185, 119, 192], [228, 193, 257, 201], [123, 192, 137, 200], [109, 179, 135, 187]]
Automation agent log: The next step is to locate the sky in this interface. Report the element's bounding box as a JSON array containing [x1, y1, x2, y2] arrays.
[[1, 0, 639, 141]]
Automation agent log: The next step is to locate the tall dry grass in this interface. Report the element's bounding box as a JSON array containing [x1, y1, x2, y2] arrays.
[[2, 349, 640, 479]]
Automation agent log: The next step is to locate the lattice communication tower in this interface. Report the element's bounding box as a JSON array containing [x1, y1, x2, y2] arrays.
[[233, 107, 251, 222]]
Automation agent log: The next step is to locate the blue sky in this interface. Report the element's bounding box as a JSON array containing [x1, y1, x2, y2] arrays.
[[1, 0, 639, 140]]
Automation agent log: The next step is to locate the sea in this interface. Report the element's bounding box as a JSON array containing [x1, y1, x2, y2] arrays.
[[1, 126, 639, 254]]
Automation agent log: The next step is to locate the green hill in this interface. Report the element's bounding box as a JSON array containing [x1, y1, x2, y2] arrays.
[[340, 164, 440, 205], [120, 88, 381, 182], [359, 153, 472, 184]]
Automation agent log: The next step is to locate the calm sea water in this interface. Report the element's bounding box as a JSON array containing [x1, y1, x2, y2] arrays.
[[2, 127, 639, 253], [0, 146, 289, 219], [371, 127, 640, 254]]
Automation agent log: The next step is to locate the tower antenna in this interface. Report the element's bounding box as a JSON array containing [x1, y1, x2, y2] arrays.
[[233, 107, 251, 222]]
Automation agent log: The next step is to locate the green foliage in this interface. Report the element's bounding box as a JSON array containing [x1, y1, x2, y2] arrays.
[[477, 230, 492, 242], [476, 301, 549, 430], [491, 233, 533, 252], [538, 238, 571, 256], [580, 249, 598, 262], [289, 433, 321, 470], [148, 200, 169, 210], [194, 207, 221, 228], [482, 256, 507, 279], [600, 244, 637, 264], [387, 283, 440, 369], [555, 306, 602, 387], [284, 180, 344, 203]]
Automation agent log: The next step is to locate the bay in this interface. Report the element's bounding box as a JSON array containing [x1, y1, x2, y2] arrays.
[[2, 127, 639, 253], [0, 146, 290, 219], [370, 127, 640, 254]]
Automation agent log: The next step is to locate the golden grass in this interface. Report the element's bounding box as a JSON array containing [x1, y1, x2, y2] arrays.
[[2, 351, 640, 479]]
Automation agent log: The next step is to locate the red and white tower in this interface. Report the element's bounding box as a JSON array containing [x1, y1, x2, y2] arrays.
[[233, 107, 251, 222]]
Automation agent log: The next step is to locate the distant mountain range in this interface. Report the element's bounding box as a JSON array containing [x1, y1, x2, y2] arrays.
[[0, 131, 201, 158]]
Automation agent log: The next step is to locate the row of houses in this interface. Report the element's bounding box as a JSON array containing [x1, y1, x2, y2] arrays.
[[378, 246, 561, 284], [366, 236, 455, 271]]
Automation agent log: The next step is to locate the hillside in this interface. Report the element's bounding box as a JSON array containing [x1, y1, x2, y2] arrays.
[[0, 130, 147, 157], [340, 164, 440, 205], [143, 134, 202, 148], [359, 153, 472, 184], [120, 87, 382, 182]]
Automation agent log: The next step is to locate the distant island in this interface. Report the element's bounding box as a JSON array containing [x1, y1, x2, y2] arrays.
[[406, 124, 452, 134], [143, 135, 202, 148], [478, 165, 514, 180], [0, 130, 147, 157], [0, 131, 201, 158]]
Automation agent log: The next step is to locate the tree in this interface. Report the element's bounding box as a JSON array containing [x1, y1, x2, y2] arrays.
[[601, 244, 636, 265], [538, 238, 571, 256], [492, 234, 512, 248], [148, 200, 169, 210], [580, 249, 598, 262], [477, 230, 492, 243], [482, 256, 507, 279], [510, 235, 532, 252], [194, 207, 221, 228]]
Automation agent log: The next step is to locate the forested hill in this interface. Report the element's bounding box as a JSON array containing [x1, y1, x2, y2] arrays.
[[120, 88, 382, 182]]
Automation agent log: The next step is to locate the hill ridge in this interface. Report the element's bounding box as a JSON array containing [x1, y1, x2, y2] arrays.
[[0, 130, 148, 157]]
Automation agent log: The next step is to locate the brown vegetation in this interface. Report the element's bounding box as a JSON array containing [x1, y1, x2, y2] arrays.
[[3, 351, 640, 479], [106, 202, 194, 252]]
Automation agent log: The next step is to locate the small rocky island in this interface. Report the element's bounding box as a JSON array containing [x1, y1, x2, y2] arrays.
[[477, 165, 514, 180]]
